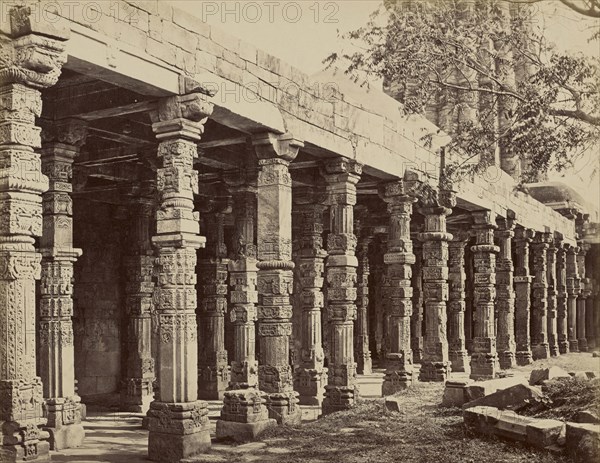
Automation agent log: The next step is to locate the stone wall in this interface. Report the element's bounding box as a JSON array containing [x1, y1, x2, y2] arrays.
[[73, 199, 124, 397]]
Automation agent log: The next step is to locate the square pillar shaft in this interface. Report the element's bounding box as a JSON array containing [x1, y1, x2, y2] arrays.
[[448, 232, 470, 374], [495, 216, 516, 369], [531, 233, 552, 360]]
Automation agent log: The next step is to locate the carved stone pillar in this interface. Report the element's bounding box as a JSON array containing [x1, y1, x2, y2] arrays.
[[556, 239, 569, 354], [531, 232, 551, 360], [120, 193, 156, 414], [577, 244, 589, 352], [514, 227, 534, 365], [448, 231, 470, 373], [469, 211, 500, 380], [546, 237, 559, 356], [380, 177, 420, 392], [293, 199, 328, 405], [418, 186, 455, 382], [354, 219, 373, 376], [371, 236, 386, 361], [252, 133, 302, 425], [566, 245, 580, 352], [146, 92, 213, 461], [197, 208, 230, 400], [495, 216, 516, 369], [0, 8, 69, 462], [321, 158, 362, 415], [411, 238, 424, 364]]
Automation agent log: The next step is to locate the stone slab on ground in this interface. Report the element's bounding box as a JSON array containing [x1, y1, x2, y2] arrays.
[[495, 411, 533, 442], [526, 419, 564, 448], [529, 366, 571, 385], [462, 383, 543, 411], [566, 422, 600, 463], [463, 406, 501, 435], [464, 376, 528, 402]]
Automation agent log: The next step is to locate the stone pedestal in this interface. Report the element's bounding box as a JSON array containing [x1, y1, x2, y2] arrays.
[[0, 9, 69, 462], [448, 232, 470, 373], [418, 187, 455, 382], [411, 240, 424, 363], [495, 216, 516, 369], [146, 93, 214, 462], [555, 240, 569, 354], [546, 238, 559, 356], [469, 211, 500, 380], [293, 200, 328, 405], [38, 120, 87, 449], [531, 233, 551, 360], [321, 158, 362, 414], [253, 133, 302, 425], [380, 177, 420, 392], [514, 227, 534, 365]]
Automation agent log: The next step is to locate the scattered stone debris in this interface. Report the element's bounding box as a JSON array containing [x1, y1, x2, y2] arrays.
[[529, 366, 571, 385], [462, 383, 543, 412], [576, 410, 600, 424], [385, 397, 403, 412]]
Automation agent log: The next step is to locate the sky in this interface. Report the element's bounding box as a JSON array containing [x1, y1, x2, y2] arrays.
[[173, 0, 600, 214]]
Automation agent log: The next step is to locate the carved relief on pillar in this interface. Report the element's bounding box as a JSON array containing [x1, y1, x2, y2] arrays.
[[379, 174, 421, 393], [555, 237, 569, 355], [252, 133, 303, 425], [0, 7, 69, 462], [513, 226, 534, 365], [566, 245, 581, 352], [469, 210, 500, 380], [411, 235, 424, 363], [447, 230, 470, 374], [576, 243, 590, 352], [495, 215, 517, 369], [417, 183, 455, 382], [354, 213, 372, 376], [531, 232, 551, 360], [546, 235, 559, 356], [321, 158, 362, 415]]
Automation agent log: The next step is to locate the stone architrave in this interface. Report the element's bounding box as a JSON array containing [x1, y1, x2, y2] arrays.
[[252, 133, 303, 425], [37, 119, 86, 451], [495, 215, 517, 369], [566, 245, 580, 352], [0, 8, 69, 462], [146, 92, 214, 461], [293, 197, 328, 405], [411, 237, 424, 364], [354, 216, 373, 376], [546, 236, 559, 356], [531, 232, 551, 360], [469, 210, 500, 380], [380, 175, 421, 393], [576, 243, 590, 352], [448, 231, 470, 374], [120, 190, 156, 415], [555, 237, 569, 354], [513, 226, 534, 365], [197, 206, 231, 400], [321, 158, 362, 414]]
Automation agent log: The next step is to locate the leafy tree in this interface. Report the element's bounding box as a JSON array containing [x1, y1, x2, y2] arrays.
[[326, 0, 600, 184]]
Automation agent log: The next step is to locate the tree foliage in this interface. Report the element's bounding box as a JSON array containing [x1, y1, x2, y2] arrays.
[[326, 0, 600, 184]]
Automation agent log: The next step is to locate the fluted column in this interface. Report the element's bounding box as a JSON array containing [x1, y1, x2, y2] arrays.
[[448, 231, 470, 373], [293, 199, 328, 405], [531, 232, 551, 360], [380, 177, 420, 392], [0, 8, 69, 462], [495, 216, 516, 369], [321, 158, 362, 414], [566, 245, 580, 352], [197, 208, 230, 400], [577, 243, 589, 352], [253, 133, 302, 425], [411, 239, 424, 363], [354, 221, 373, 376], [514, 226, 534, 365], [556, 239, 569, 354], [470, 211, 500, 380], [418, 187, 455, 382], [120, 193, 156, 414], [146, 92, 213, 461], [547, 236, 559, 356]]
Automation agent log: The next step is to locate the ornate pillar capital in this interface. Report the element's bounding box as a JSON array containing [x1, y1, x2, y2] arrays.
[[151, 93, 214, 141], [252, 132, 303, 163]]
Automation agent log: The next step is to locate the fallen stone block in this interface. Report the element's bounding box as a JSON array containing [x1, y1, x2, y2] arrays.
[[495, 411, 533, 442], [526, 419, 564, 448], [529, 366, 571, 385], [462, 383, 543, 411], [385, 397, 402, 412], [592, 351, 600, 358], [586, 371, 597, 379], [576, 410, 600, 424], [569, 371, 589, 380], [442, 380, 471, 407], [566, 422, 600, 463], [464, 376, 527, 403], [463, 406, 500, 435], [215, 419, 277, 443]]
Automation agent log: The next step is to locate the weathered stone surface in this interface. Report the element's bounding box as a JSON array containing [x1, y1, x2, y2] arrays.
[[464, 376, 528, 402], [529, 366, 571, 385], [215, 419, 277, 443], [385, 397, 403, 412], [576, 410, 600, 424], [462, 383, 543, 411], [526, 419, 564, 448], [495, 411, 533, 441], [442, 380, 472, 407], [463, 406, 500, 435], [566, 422, 600, 463]]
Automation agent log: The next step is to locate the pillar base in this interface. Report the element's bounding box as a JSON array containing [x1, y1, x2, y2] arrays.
[[120, 378, 154, 414], [215, 419, 277, 442], [265, 391, 302, 425], [569, 340, 579, 352], [532, 343, 550, 360], [419, 360, 451, 382], [46, 422, 85, 451], [549, 343, 559, 357], [198, 365, 230, 401], [147, 401, 211, 463], [294, 367, 327, 406], [558, 341, 569, 355], [217, 388, 276, 441], [0, 438, 50, 463], [449, 351, 470, 374], [322, 385, 357, 416], [382, 354, 414, 394], [578, 339, 588, 352], [469, 353, 499, 380], [515, 350, 533, 365], [356, 355, 373, 376], [498, 351, 516, 370]]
